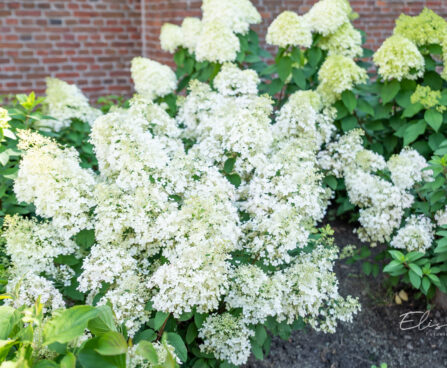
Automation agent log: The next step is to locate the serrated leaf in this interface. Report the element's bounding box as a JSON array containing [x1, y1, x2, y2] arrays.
[[409, 269, 421, 289], [408, 263, 422, 277], [380, 80, 400, 104], [425, 109, 443, 132], [341, 90, 357, 113]]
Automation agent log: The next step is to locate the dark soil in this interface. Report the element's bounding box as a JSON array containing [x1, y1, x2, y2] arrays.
[[245, 222, 447, 368]]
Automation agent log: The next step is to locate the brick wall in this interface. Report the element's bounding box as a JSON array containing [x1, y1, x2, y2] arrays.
[[0, 0, 141, 100], [1, 0, 447, 99]]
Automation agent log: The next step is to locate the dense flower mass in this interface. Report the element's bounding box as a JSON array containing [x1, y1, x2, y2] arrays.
[[40, 78, 102, 132], [131, 57, 177, 100], [373, 35, 425, 81], [411, 85, 445, 112], [305, 0, 353, 36], [394, 8, 447, 46], [390, 215, 435, 252], [5, 57, 360, 365], [318, 22, 363, 58], [317, 55, 367, 104], [266, 11, 312, 48]]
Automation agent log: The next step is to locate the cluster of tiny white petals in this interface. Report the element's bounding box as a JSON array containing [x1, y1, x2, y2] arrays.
[[3, 215, 78, 278], [201, 0, 261, 35], [98, 273, 151, 337], [373, 35, 425, 81], [266, 11, 312, 48], [14, 131, 96, 237], [213, 63, 260, 96], [304, 0, 352, 36], [199, 313, 254, 366], [435, 206, 447, 227], [181, 18, 203, 53], [5, 274, 65, 313], [160, 23, 184, 53], [40, 78, 102, 132], [319, 22, 363, 58], [387, 148, 433, 190], [391, 215, 435, 252], [131, 57, 177, 100], [195, 20, 240, 63]]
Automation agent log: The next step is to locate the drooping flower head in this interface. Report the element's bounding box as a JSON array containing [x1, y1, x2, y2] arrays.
[[266, 11, 312, 48], [373, 35, 425, 81], [130, 57, 177, 100]]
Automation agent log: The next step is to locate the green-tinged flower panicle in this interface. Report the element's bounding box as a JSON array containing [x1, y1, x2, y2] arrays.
[[195, 20, 240, 63], [373, 35, 424, 81], [394, 8, 447, 46], [41, 77, 102, 132], [305, 0, 352, 36], [130, 57, 177, 100], [0, 107, 11, 129], [198, 313, 254, 366], [160, 23, 184, 53], [319, 22, 363, 58], [213, 63, 260, 96], [391, 215, 435, 252], [201, 0, 261, 35], [411, 85, 446, 112], [317, 55, 367, 104], [266, 11, 312, 48], [181, 17, 202, 54]]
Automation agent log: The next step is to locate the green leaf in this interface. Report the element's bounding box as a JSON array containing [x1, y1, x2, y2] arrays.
[[166, 332, 188, 363], [0, 306, 20, 339], [405, 252, 425, 262], [323, 175, 338, 190], [227, 173, 242, 188], [78, 338, 126, 368], [409, 269, 421, 289], [341, 116, 358, 132], [402, 103, 423, 118], [255, 325, 267, 346], [380, 80, 400, 104], [60, 352, 76, 368], [95, 331, 127, 356], [277, 56, 293, 82], [389, 250, 405, 261], [223, 157, 236, 174], [292, 69, 306, 89], [75, 229, 95, 250], [308, 47, 322, 67], [403, 120, 426, 146], [153, 311, 170, 331], [357, 99, 375, 116], [43, 306, 98, 345], [186, 323, 198, 345], [34, 361, 60, 368], [88, 305, 117, 335], [408, 263, 423, 277], [425, 109, 443, 132], [136, 340, 159, 364], [383, 260, 405, 274], [134, 329, 156, 344], [362, 262, 372, 276], [194, 313, 206, 329], [341, 90, 357, 113], [251, 342, 264, 360], [421, 277, 431, 294]]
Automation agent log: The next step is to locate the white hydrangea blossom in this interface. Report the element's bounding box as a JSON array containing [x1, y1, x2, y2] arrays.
[[195, 20, 240, 63], [39, 78, 102, 132], [160, 23, 183, 53], [305, 0, 352, 36], [181, 17, 202, 54], [3, 215, 78, 279], [213, 63, 260, 96], [5, 274, 65, 313], [391, 215, 435, 252], [201, 0, 261, 35], [435, 206, 447, 227], [387, 148, 433, 190], [266, 11, 312, 48], [14, 131, 96, 237], [199, 313, 254, 366], [131, 57, 177, 100], [319, 22, 363, 58]]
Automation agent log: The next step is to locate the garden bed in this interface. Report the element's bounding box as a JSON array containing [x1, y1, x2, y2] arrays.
[[247, 221, 447, 368]]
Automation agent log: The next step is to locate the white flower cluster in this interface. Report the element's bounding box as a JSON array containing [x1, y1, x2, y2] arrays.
[[14, 130, 96, 237], [131, 57, 177, 100], [266, 11, 312, 48], [7, 61, 359, 362], [390, 215, 434, 252], [160, 0, 261, 63], [319, 129, 434, 246], [40, 78, 102, 132], [435, 206, 447, 227]]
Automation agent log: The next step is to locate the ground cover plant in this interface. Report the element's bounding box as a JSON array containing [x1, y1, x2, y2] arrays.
[[1, 0, 447, 366]]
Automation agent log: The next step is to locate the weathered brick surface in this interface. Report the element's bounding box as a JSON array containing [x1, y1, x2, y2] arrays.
[[0, 0, 141, 100], [1, 0, 447, 99]]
